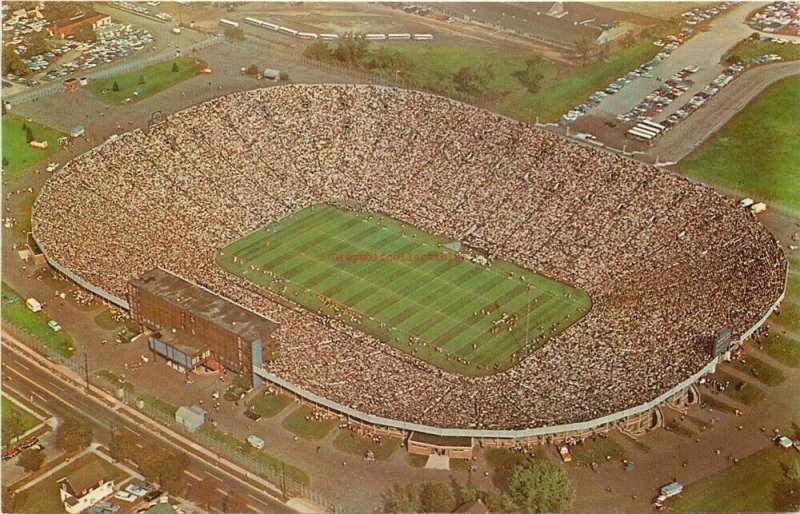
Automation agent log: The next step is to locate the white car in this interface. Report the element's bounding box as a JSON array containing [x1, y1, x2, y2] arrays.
[[114, 491, 138, 503], [124, 484, 148, 497]]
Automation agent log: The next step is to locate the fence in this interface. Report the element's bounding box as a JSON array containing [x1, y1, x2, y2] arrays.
[[5, 35, 224, 108], [91, 374, 343, 513]]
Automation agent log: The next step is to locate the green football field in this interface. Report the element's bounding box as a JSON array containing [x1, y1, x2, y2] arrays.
[[217, 204, 591, 376]]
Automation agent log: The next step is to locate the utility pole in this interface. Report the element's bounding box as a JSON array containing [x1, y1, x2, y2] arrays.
[[281, 462, 287, 501], [84, 353, 90, 394]]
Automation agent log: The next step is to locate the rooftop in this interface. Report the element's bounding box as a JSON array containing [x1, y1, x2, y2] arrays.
[[130, 268, 278, 341]]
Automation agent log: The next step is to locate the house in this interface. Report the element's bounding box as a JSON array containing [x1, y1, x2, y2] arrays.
[[57, 460, 115, 514], [175, 405, 206, 432], [50, 10, 112, 39]]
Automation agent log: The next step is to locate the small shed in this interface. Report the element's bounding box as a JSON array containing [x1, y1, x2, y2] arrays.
[[175, 405, 206, 432], [70, 125, 85, 138], [63, 77, 80, 92], [263, 68, 280, 81]]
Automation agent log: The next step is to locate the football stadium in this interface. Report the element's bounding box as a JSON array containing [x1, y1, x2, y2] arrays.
[[32, 85, 787, 440]]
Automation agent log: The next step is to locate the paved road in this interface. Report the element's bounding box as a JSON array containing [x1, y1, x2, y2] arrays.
[[651, 60, 800, 163], [1, 340, 290, 514]]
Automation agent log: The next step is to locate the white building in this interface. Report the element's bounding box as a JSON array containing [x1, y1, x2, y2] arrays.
[[57, 460, 115, 514]]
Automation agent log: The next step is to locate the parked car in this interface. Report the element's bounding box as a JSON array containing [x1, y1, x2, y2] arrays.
[[2, 447, 20, 460], [114, 491, 138, 503], [20, 436, 38, 449]]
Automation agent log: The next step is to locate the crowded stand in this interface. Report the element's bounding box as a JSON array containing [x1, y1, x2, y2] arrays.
[[32, 85, 787, 431]]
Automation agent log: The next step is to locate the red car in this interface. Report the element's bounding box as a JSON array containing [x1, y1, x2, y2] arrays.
[[20, 436, 38, 449], [2, 447, 20, 460]]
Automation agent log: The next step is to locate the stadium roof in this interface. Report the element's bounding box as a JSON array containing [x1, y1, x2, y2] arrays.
[[130, 268, 278, 341]]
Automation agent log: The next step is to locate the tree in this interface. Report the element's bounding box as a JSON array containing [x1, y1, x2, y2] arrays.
[[25, 125, 34, 144], [384, 483, 422, 513], [18, 449, 45, 472], [55, 417, 92, 453], [112, 81, 120, 92], [303, 41, 332, 62], [1, 410, 24, 445], [41, 2, 88, 22], [224, 26, 245, 41], [506, 459, 574, 513], [2, 46, 32, 77], [483, 488, 513, 512], [110, 429, 137, 463], [459, 482, 478, 504], [137, 74, 146, 85], [333, 33, 368, 65], [171, 62, 179, 73], [787, 458, 800, 481], [453, 65, 494, 96], [279, 71, 289, 81], [158, 450, 190, 493], [574, 37, 594, 67], [21, 32, 48, 58], [420, 482, 455, 513], [2, 157, 9, 167], [514, 55, 545, 93], [73, 24, 97, 43]]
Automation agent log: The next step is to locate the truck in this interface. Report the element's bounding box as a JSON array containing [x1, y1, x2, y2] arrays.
[[653, 481, 683, 509], [246, 434, 265, 450], [26, 298, 42, 312]]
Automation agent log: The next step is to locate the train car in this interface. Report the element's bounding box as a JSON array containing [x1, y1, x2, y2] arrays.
[[387, 33, 411, 41], [278, 26, 298, 37], [219, 18, 239, 29], [297, 32, 318, 40], [365, 33, 387, 41], [413, 33, 434, 41]]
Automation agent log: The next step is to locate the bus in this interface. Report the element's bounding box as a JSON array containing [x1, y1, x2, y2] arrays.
[[219, 19, 239, 29], [297, 32, 318, 40], [627, 128, 655, 143], [413, 33, 434, 41], [638, 120, 666, 133], [387, 33, 411, 41]]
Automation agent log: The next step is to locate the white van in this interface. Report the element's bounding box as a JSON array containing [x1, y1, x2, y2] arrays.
[[246, 435, 265, 450], [26, 298, 42, 312]]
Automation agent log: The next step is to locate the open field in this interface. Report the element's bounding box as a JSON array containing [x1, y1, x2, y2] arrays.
[[669, 446, 799, 512], [13, 453, 129, 514], [1, 114, 64, 181], [713, 370, 765, 406], [86, 56, 203, 105], [679, 77, 800, 215], [760, 332, 800, 368], [493, 38, 662, 122], [2, 281, 76, 357], [570, 435, 625, 466], [218, 204, 591, 376]]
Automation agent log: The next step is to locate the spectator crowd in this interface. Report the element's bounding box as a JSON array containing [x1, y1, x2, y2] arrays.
[[32, 84, 787, 431]]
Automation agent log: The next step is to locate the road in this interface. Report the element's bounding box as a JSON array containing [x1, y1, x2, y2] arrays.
[[1, 341, 290, 514], [650, 59, 800, 163]]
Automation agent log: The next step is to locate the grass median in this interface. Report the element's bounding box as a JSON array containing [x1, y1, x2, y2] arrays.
[[248, 392, 291, 418], [333, 431, 400, 461], [281, 406, 337, 441], [2, 281, 76, 358], [87, 56, 203, 105], [1, 114, 65, 181]]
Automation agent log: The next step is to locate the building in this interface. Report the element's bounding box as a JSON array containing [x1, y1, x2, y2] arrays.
[[128, 268, 278, 384], [263, 69, 280, 81], [175, 405, 206, 432], [50, 10, 111, 39], [57, 460, 115, 514], [407, 432, 474, 459], [63, 78, 80, 92]]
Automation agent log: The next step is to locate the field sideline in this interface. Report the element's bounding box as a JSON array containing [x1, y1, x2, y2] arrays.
[[217, 204, 591, 376]]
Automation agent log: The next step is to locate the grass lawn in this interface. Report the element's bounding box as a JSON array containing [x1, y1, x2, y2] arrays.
[[141, 394, 177, 417], [94, 370, 134, 393], [218, 204, 591, 377], [2, 281, 76, 358], [94, 308, 123, 330], [87, 56, 202, 105], [406, 453, 428, 468], [713, 371, 765, 406], [1, 114, 64, 181], [281, 406, 337, 441], [332, 431, 400, 460], [13, 453, 128, 514], [199, 426, 309, 486], [760, 332, 800, 368], [484, 448, 532, 470], [731, 354, 787, 386], [248, 392, 292, 418], [570, 436, 625, 466], [699, 393, 738, 414], [669, 446, 799, 512], [679, 76, 800, 215], [724, 39, 800, 63], [664, 419, 698, 439], [1, 397, 39, 444], [493, 38, 662, 122]]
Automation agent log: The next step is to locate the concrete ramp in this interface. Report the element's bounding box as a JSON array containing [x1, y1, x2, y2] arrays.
[[424, 454, 450, 470]]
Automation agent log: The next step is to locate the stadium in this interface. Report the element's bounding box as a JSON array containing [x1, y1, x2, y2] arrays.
[[32, 85, 787, 443]]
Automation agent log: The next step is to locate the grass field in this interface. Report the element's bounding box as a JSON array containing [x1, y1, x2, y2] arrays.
[[731, 354, 787, 386], [1, 114, 64, 181], [1, 396, 39, 444], [760, 332, 800, 368], [281, 406, 338, 441], [333, 431, 400, 460], [570, 436, 625, 466], [2, 281, 76, 358], [724, 39, 800, 64], [679, 76, 800, 215], [248, 392, 292, 418], [713, 370, 765, 406], [669, 446, 798, 512], [87, 56, 202, 105], [493, 38, 662, 122], [218, 205, 590, 376]]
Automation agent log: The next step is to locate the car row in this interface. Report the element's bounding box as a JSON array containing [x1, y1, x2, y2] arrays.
[[660, 64, 744, 129], [616, 65, 701, 123], [748, 1, 799, 35]]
